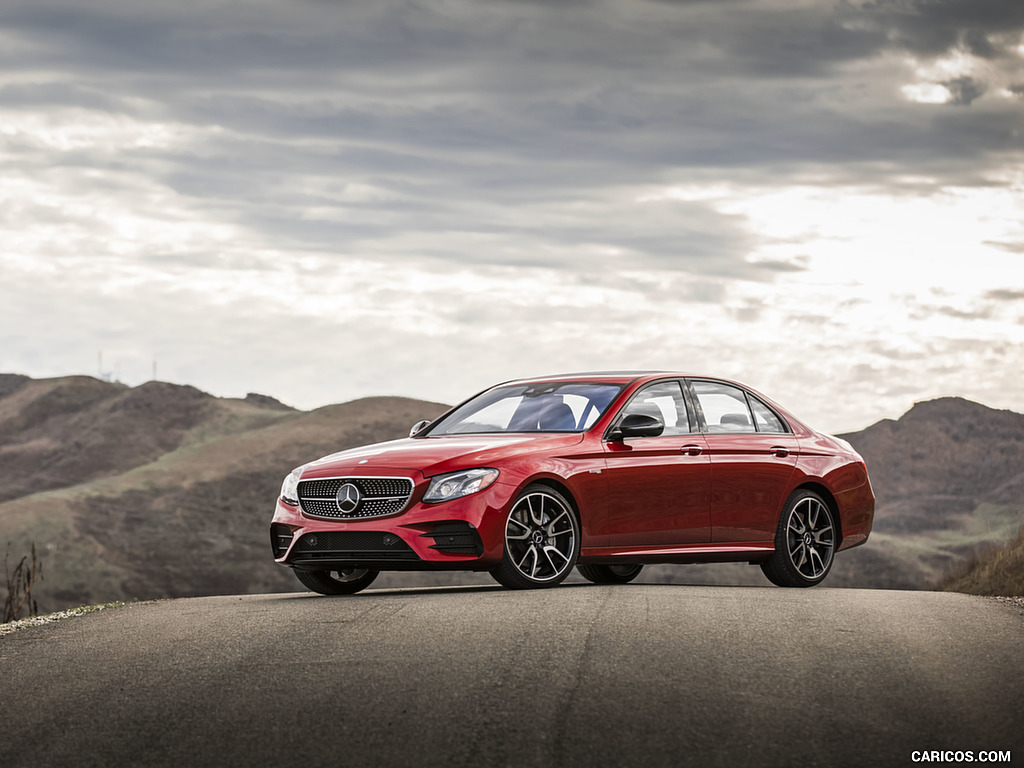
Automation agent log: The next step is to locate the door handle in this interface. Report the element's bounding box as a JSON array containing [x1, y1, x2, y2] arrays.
[[681, 444, 703, 456], [769, 446, 790, 458]]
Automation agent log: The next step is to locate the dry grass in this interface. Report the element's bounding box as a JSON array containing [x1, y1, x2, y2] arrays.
[[936, 527, 1024, 596], [3, 542, 42, 622]]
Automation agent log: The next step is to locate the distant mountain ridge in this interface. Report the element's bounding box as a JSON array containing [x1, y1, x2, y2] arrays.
[[0, 374, 294, 503], [0, 375, 1021, 609], [827, 396, 1024, 589]]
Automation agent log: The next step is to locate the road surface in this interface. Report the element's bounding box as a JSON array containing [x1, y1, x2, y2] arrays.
[[1, 585, 1021, 767]]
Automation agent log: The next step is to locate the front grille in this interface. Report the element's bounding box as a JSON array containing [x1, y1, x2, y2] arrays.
[[289, 531, 419, 564], [298, 476, 414, 520]]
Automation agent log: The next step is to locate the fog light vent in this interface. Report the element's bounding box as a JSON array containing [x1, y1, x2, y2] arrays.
[[421, 522, 483, 556], [270, 524, 294, 558]]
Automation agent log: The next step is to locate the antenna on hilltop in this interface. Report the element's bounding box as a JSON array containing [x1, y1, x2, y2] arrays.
[[97, 350, 114, 383]]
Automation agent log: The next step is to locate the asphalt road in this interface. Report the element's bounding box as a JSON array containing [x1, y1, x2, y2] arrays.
[[1, 585, 1022, 768]]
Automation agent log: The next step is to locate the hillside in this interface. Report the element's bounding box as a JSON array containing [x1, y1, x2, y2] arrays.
[[830, 397, 1024, 589], [0, 374, 295, 503], [2, 377, 1022, 610], [0, 375, 449, 610]]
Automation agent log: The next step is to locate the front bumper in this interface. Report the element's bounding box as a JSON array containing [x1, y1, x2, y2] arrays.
[[270, 475, 519, 571]]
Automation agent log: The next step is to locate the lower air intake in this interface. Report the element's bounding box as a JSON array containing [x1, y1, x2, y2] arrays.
[[270, 524, 294, 558], [422, 522, 483, 556], [289, 531, 420, 566]]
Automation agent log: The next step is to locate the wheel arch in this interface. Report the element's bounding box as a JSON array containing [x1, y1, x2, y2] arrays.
[[517, 475, 581, 519], [507, 473, 589, 541]]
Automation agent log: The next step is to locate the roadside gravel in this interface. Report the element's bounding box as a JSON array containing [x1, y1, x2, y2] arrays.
[[0, 601, 139, 637]]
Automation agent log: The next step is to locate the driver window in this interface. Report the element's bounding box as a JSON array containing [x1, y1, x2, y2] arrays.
[[620, 381, 692, 436]]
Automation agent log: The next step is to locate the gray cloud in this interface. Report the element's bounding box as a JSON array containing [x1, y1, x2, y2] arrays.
[[984, 241, 1024, 254], [851, 0, 1024, 57], [986, 289, 1024, 302], [2, 0, 1024, 429], [942, 76, 987, 106]]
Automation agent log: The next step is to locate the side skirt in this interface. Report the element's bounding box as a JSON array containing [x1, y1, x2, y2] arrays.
[[580, 543, 774, 566]]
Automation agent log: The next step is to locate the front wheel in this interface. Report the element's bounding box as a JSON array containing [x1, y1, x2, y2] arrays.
[[490, 484, 580, 590], [760, 489, 836, 588], [577, 563, 644, 584], [294, 567, 379, 595]]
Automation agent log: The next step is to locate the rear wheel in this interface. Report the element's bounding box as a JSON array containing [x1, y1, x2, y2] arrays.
[[760, 489, 836, 588], [294, 567, 379, 595], [577, 563, 644, 584], [490, 484, 580, 589]]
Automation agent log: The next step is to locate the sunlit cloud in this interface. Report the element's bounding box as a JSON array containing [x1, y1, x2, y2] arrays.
[[901, 82, 951, 104]]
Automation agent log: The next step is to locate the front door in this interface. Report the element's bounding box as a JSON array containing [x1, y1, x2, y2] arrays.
[[602, 380, 712, 546]]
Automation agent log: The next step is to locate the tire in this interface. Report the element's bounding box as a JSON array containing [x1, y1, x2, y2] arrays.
[[577, 563, 644, 584], [760, 489, 836, 588], [490, 484, 580, 589], [294, 567, 379, 595]]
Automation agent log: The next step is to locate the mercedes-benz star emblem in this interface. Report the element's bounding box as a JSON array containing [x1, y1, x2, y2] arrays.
[[336, 482, 362, 513]]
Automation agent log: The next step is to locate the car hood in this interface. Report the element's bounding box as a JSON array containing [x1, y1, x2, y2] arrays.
[[302, 433, 586, 479]]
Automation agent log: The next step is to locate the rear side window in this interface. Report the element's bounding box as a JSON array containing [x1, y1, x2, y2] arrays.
[[691, 380, 788, 434], [691, 380, 753, 433], [748, 396, 787, 433]]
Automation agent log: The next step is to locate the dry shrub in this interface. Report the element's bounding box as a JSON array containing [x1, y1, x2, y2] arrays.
[[936, 527, 1024, 597], [3, 542, 42, 623]]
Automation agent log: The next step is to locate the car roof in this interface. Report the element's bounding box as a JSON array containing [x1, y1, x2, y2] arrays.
[[499, 371, 692, 386]]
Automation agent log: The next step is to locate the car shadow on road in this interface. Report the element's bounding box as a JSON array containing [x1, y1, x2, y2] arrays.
[[260, 580, 778, 602]]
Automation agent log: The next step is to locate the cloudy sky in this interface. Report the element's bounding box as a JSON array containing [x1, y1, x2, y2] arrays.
[[1, 0, 1023, 432]]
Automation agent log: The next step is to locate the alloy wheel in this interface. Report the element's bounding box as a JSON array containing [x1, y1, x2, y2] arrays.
[[785, 496, 835, 580], [504, 490, 578, 583]]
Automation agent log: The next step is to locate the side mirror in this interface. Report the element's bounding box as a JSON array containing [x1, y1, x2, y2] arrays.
[[608, 413, 664, 441], [409, 419, 431, 437]]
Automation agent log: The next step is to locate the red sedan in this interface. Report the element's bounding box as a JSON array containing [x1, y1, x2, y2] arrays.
[[270, 372, 874, 593]]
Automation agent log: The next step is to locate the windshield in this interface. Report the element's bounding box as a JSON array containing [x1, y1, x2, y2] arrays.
[[426, 382, 623, 435]]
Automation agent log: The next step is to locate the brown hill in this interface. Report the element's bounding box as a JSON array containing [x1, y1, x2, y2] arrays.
[[827, 397, 1024, 589], [0, 375, 296, 503], [0, 376, 448, 610]]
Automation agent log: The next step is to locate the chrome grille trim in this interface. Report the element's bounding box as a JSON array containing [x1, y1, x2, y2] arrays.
[[297, 475, 415, 520]]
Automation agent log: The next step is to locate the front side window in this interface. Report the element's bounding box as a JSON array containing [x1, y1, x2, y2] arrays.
[[427, 382, 623, 435], [617, 380, 692, 436]]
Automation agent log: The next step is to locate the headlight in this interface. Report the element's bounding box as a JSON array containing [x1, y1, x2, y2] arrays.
[[280, 468, 302, 506], [423, 468, 499, 503]]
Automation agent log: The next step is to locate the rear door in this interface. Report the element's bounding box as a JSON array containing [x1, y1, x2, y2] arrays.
[[602, 379, 711, 546], [687, 379, 799, 543]]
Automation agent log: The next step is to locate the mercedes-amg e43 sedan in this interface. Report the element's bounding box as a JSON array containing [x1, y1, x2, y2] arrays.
[[270, 372, 874, 594]]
